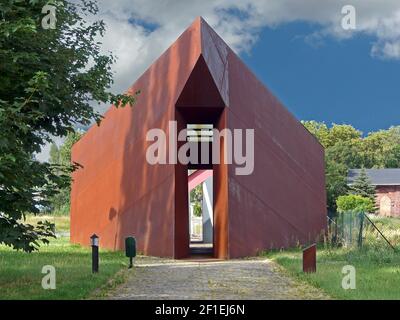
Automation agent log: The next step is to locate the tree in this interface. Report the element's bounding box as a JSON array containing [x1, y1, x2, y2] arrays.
[[49, 143, 60, 165], [190, 184, 202, 217], [0, 0, 138, 252], [325, 139, 365, 169], [302, 121, 362, 148], [336, 195, 375, 213], [325, 159, 348, 212], [328, 124, 362, 148], [302, 121, 330, 148], [303, 121, 362, 211], [48, 131, 83, 214], [348, 168, 376, 201], [304, 121, 400, 213], [363, 126, 400, 168]]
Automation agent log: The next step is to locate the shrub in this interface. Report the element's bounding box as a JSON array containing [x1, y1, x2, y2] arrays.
[[336, 194, 375, 213]]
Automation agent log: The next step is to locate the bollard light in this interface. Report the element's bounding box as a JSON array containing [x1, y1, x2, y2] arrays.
[[90, 234, 99, 246], [90, 234, 99, 273]]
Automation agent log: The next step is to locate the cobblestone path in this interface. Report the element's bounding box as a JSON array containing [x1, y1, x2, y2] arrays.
[[107, 256, 329, 300]]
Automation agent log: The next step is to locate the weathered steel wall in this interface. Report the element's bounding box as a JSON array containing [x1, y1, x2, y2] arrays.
[[70, 19, 203, 257], [226, 49, 327, 258], [70, 17, 326, 259]]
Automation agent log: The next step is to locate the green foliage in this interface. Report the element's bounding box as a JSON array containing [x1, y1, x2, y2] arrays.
[[301, 120, 330, 148], [190, 184, 202, 217], [327, 124, 362, 148], [302, 121, 362, 149], [325, 159, 348, 211], [192, 202, 202, 217], [363, 127, 400, 168], [325, 139, 364, 169], [302, 121, 400, 212], [47, 131, 83, 214], [336, 195, 375, 213], [0, 0, 138, 252], [349, 168, 376, 201], [50, 131, 83, 166]]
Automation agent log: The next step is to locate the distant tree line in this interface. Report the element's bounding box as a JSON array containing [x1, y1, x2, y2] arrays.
[[302, 122, 400, 212], [47, 132, 83, 215]]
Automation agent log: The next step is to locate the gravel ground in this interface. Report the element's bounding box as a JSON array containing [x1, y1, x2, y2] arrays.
[[106, 256, 329, 300]]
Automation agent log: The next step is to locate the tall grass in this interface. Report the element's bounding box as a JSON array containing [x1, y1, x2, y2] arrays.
[[265, 216, 400, 300]]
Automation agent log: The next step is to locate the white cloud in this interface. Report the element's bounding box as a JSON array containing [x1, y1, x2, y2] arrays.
[[38, 0, 400, 161], [95, 0, 400, 96]]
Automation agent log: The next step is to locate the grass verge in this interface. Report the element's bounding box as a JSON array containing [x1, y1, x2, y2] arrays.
[[265, 244, 400, 300], [1, 215, 128, 299]]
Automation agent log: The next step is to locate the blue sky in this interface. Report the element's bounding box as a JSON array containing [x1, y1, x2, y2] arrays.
[[241, 22, 400, 135], [38, 1, 400, 160], [92, 1, 400, 135]]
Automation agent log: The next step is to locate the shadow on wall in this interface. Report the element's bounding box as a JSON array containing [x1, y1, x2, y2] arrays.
[[108, 207, 117, 221]]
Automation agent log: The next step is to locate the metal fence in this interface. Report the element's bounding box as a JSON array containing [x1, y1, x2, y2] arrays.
[[327, 212, 399, 251]]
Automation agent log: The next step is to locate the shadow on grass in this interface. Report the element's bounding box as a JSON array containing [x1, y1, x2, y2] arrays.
[[0, 237, 128, 300]]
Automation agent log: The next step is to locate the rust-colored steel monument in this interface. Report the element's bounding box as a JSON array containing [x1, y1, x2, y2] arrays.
[[70, 17, 326, 259]]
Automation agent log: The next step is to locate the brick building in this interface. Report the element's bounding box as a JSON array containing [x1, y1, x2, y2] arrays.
[[348, 169, 400, 217]]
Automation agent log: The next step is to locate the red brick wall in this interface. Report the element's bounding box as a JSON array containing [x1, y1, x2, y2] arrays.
[[376, 186, 400, 217]]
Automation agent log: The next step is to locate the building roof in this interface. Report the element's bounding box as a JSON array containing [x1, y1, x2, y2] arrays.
[[348, 169, 400, 186]]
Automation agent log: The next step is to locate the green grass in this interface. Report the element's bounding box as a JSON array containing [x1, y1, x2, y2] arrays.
[[0, 237, 128, 300], [24, 214, 70, 233], [369, 215, 400, 228], [0, 215, 128, 300], [265, 215, 400, 300], [266, 246, 400, 299]]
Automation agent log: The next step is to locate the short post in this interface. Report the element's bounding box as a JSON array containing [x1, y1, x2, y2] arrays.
[[358, 212, 364, 248], [302, 243, 316, 273], [90, 234, 99, 273], [125, 236, 136, 268]]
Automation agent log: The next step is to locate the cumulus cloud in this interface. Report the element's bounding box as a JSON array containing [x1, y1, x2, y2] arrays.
[[37, 0, 400, 161], [95, 0, 400, 96]]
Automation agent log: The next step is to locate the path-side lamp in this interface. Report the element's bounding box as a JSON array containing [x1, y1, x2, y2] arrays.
[[125, 236, 136, 268], [90, 234, 99, 273], [302, 243, 316, 273]]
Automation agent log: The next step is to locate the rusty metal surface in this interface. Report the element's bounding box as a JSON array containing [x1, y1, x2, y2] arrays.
[[70, 17, 326, 259], [226, 47, 326, 258], [71, 18, 203, 257], [303, 244, 317, 273]]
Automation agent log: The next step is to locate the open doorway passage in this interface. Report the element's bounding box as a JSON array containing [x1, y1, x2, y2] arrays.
[[188, 169, 213, 255]]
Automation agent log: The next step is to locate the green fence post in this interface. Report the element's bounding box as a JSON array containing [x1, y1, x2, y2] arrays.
[[125, 236, 136, 268], [358, 212, 364, 248]]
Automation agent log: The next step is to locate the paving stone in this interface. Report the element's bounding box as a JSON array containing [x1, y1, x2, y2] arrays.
[[106, 256, 330, 300]]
